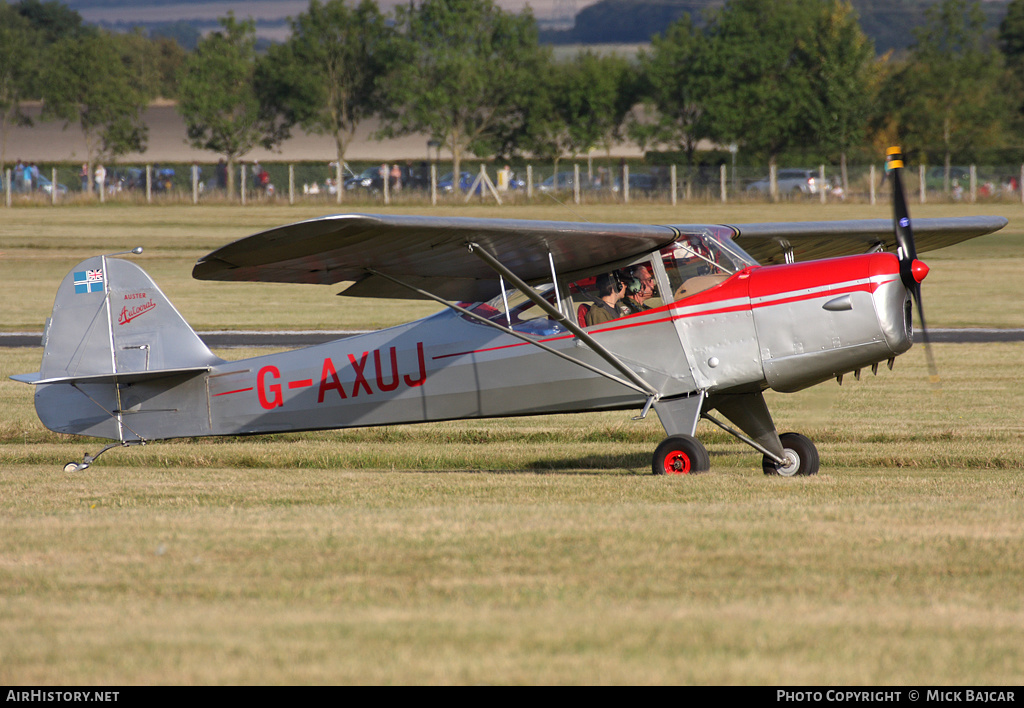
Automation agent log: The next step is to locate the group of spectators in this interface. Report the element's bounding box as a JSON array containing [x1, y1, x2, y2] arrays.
[[9, 160, 42, 192]]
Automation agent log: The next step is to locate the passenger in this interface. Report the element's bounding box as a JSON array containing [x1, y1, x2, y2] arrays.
[[585, 273, 626, 326], [620, 265, 656, 315]]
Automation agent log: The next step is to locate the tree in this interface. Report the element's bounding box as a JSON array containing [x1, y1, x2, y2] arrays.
[[381, 0, 547, 193], [42, 30, 148, 194], [114, 29, 187, 102], [635, 14, 709, 164], [14, 0, 92, 44], [256, 0, 392, 203], [998, 0, 1024, 138], [0, 3, 43, 174], [561, 51, 638, 162], [887, 0, 1008, 185], [808, 1, 876, 191], [177, 14, 287, 197], [516, 57, 575, 172], [694, 0, 823, 179]]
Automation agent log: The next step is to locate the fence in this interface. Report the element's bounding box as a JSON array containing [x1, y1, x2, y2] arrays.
[[5, 160, 1023, 207]]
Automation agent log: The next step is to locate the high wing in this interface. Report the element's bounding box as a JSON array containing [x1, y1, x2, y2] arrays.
[[193, 213, 679, 302], [193, 212, 1008, 302], [725, 216, 1008, 265]]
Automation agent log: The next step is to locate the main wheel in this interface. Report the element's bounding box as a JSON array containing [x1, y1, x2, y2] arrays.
[[653, 434, 710, 475], [762, 432, 819, 477]]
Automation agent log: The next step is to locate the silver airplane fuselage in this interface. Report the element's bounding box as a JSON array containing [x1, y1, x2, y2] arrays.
[[33, 250, 913, 448]]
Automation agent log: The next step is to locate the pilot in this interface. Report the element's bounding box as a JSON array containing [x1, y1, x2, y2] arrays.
[[620, 265, 656, 315], [585, 273, 626, 326]]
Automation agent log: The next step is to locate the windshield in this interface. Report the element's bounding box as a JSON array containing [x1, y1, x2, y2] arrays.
[[662, 226, 758, 300]]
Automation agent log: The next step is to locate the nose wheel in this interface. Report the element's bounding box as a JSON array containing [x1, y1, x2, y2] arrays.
[[762, 432, 819, 476], [653, 434, 710, 475]]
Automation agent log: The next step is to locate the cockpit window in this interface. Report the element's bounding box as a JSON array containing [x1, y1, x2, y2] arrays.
[[663, 226, 757, 300], [458, 285, 568, 336]]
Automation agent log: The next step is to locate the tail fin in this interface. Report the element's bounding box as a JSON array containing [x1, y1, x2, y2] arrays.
[[38, 255, 222, 381], [14, 256, 224, 442]]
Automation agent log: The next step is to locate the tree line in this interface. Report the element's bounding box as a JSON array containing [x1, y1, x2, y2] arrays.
[[2, 0, 1023, 198]]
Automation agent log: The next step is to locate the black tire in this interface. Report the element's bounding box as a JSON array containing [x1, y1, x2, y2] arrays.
[[762, 432, 819, 477], [653, 434, 710, 475]]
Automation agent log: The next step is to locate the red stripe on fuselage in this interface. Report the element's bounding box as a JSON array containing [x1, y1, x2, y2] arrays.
[[432, 253, 901, 361]]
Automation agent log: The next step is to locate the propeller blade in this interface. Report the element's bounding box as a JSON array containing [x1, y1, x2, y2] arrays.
[[886, 147, 918, 290], [886, 147, 940, 387]]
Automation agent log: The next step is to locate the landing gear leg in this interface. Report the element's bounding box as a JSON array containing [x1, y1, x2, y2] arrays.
[[706, 391, 820, 477], [651, 393, 709, 475]]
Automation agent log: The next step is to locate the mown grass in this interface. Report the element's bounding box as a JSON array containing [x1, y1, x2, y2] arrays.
[[2, 341, 1024, 684], [2, 203, 1023, 684]]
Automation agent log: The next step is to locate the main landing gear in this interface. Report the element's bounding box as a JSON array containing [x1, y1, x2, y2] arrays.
[[650, 393, 820, 477], [651, 430, 820, 476]]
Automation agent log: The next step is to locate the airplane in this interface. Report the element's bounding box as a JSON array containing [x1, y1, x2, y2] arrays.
[[12, 149, 1008, 476]]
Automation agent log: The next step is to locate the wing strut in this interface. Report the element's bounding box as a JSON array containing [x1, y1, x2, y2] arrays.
[[365, 268, 656, 396], [466, 242, 661, 399]]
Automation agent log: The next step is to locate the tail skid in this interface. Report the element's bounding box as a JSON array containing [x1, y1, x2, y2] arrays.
[[14, 254, 223, 448]]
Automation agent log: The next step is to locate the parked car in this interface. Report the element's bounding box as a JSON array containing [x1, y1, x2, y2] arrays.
[[613, 172, 657, 194], [114, 166, 175, 192], [538, 170, 595, 193], [36, 175, 68, 196], [925, 166, 970, 190], [438, 170, 524, 195], [1, 173, 67, 196], [746, 168, 824, 196], [438, 171, 476, 193], [344, 167, 385, 193]]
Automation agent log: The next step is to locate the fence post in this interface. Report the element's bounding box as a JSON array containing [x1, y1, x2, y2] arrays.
[[241, 164, 246, 205], [721, 164, 728, 203], [146, 165, 152, 203], [289, 164, 295, 205], [919, 164, 926, 204], [670, 165, 677, 206], [4, 168, 10, 207], [869, 164, 876, 205], [430, 163, 437, 206], [969, 164, 977, 203], [621, 163, 628, 204], [526, 165, 533, 198], [51, 167, 57, 206], [192, 164, 199, 205], [574, 163, 581, 204], [336, 162, 343, 205], [819, 165, 826, 204]]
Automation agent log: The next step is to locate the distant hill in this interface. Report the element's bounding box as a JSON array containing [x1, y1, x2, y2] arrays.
[[539, 0, 1013, 54], [58, 0, 1016, 54]]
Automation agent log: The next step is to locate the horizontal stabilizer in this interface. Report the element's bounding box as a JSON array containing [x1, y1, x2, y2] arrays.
[[11, 365, 212, 386]]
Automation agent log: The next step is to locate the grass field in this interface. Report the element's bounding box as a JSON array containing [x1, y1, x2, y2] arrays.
[[2, 201, 1023, 685]]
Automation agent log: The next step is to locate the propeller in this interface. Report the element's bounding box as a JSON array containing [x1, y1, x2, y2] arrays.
[[885, 147, 940, 386]]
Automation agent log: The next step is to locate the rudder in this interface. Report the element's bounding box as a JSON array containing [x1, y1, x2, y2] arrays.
[[39, 255, 222, 380]]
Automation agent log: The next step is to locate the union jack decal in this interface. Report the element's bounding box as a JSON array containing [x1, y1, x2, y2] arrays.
[[73, 269, 104, 294]]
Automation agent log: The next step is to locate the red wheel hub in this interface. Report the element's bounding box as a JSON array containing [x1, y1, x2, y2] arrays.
[[663, 451, 692, 474]]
